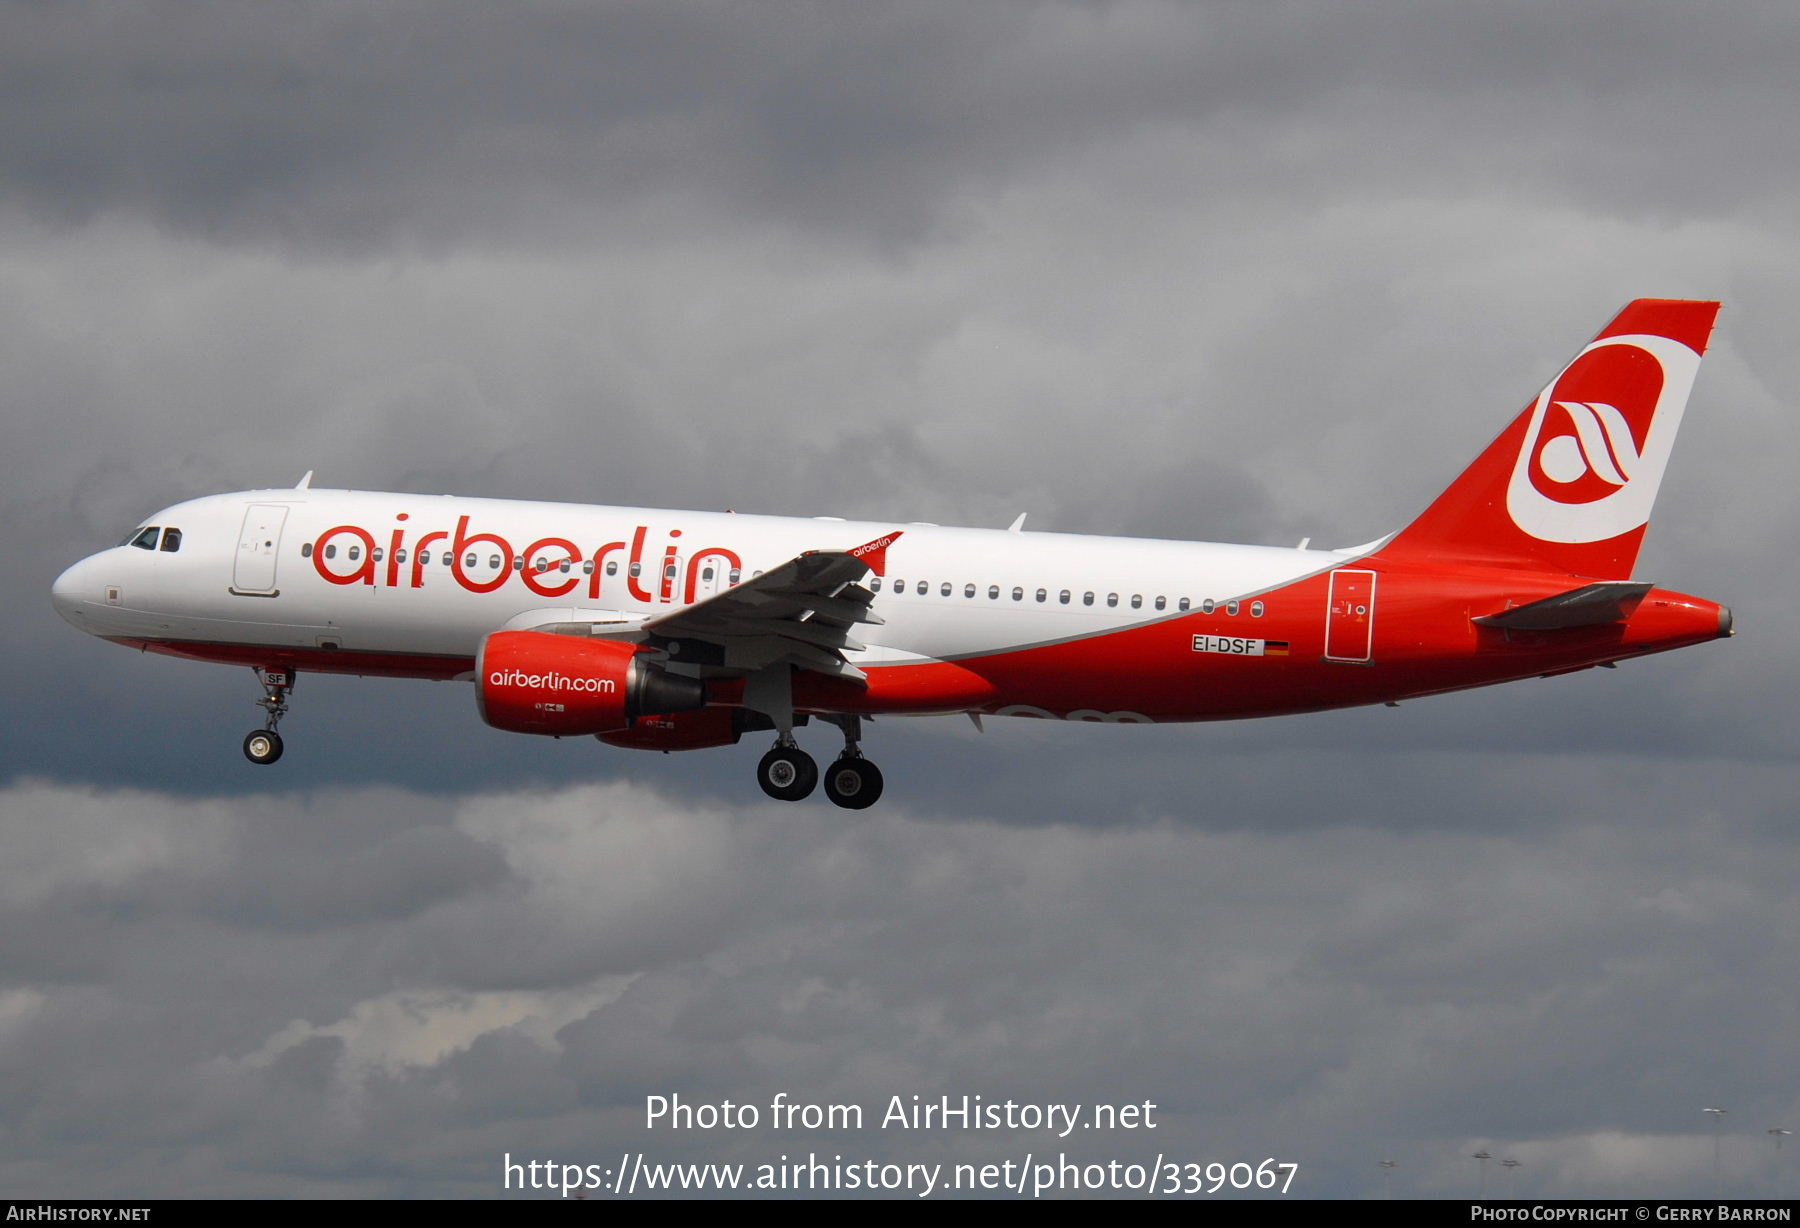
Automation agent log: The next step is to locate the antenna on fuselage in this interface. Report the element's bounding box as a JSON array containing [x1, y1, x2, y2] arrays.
[[1007, 513, 1027, 533], [295, 471, 314, 490]]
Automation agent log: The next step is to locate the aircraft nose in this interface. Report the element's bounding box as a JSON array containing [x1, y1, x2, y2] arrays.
[[51, 554, 108, 628]]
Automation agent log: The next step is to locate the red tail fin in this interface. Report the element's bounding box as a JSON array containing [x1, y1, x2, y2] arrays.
[[1377, 299, 1720, 579]]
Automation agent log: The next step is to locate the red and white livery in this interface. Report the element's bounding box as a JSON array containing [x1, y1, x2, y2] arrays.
[[52, 300, 1732, 807]]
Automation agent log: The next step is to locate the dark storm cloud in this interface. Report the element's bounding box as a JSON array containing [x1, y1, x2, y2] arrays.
[[3, 3, 1792, 250], [0, 781, 1789, 1198]]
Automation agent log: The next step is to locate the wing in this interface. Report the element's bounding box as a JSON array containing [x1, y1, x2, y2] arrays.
[[637, 531, 902, 682]]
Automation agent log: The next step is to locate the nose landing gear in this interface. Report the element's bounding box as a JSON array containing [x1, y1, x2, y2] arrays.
[[243, 667, 293, 765]]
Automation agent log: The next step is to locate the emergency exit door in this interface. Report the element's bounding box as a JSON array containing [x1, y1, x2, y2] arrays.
[[1324, 568, 1377, 663]]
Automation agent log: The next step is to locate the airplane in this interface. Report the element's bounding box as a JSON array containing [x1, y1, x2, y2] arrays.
[[51, 299, 1731, 809]]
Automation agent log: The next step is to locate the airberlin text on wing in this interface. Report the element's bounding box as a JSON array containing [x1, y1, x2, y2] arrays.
[[647, 1093, 1158, 1138], [309, 514, 742, 605]]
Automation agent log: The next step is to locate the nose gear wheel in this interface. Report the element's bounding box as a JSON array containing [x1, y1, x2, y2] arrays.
[[243, 667, 294, 766]]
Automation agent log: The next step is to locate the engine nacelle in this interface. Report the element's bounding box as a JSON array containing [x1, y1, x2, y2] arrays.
[[598, 706, 746, 752], [476, 630, 706, 736]]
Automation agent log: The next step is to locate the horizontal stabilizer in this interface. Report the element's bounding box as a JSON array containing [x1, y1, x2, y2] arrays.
[[1473, 581, 1653, 631]]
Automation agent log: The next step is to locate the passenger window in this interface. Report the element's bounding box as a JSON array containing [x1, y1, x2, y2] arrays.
[[665, 564, 677, 579], [606, 561, 619, 575], [1059, 590, 1071, 604], [963, 583, 975, 598], [1155, 596, 1166, 611], [629, 562, 641, 576], [1012, 587, 1024, 601], [1201, 599, 1215, 614], [729, 569, 741, 584], [488, 555, 501, 569], [702, 566, 714, 581], [325, 545, 337, 559], [559, 559, 571, 573], [988, 585, 999, 600], [464, 553, 476, 568], [1035, 588, 1047, 603], [1106, 593, 1118, 608], [371, 547, 383, 563], [301, 543, 314, 558], [513, 557, 524, 571], [1083, 592, 1094, 606], [1131, 594, 1142, 609], [1178, 598, 1191, 611], [159, 528, 182, 552], [941, 582, 952, 597], [583, 561, 594, 574], [1251, 601, 1265, 617], [395, 549, 407, 564], [870, 577, 883, 592], [534, 558, 550, 573], [1226, 601, 1240, 616], [348, 546, 362, 561], [916, 581, 927, 595]]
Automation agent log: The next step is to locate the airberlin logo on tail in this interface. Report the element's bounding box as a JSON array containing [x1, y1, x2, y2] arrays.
[[1506, 333, 1702, 545], [1538, 401, 1639, 490]]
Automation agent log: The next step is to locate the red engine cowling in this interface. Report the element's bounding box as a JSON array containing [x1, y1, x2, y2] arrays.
[[598, 706, 745, 752], [476, 630, 706, 736]]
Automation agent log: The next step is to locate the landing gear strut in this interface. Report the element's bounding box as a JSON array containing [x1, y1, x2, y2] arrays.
[[756, 738, 817, 802], [243, 667, 292, 765]]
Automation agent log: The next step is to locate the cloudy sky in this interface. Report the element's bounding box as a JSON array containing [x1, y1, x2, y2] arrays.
[[2, 1, 1794, 1200]]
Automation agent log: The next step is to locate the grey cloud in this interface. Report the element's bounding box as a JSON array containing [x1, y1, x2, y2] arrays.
[[3, 4, 1793, 252], [2, 781, 1784, 1197]]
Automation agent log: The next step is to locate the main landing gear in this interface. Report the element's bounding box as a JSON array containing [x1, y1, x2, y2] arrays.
[[756, 740, 817, 802], [243, 667, 293, 765], [823, 754, 882, 811], [754, 715, 884, 809]]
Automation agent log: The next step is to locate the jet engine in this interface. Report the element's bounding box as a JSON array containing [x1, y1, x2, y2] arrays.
[[476, 630, 706, 736]]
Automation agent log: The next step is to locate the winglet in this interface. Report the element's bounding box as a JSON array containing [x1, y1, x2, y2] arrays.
[[847, 530, 903, 576], [295, 470, 314, 490]]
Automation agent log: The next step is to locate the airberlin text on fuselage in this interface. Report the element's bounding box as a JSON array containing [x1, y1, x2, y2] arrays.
[[309, 514, 742, 605]]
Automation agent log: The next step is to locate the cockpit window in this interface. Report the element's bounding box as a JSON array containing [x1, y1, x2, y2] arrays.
[[159, 528, 182, 552], [127, 527, 160, 550]]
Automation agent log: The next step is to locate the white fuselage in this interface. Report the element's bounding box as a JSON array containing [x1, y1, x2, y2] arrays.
[[54, 488, 1342, 675]]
